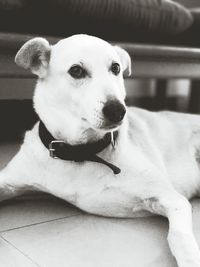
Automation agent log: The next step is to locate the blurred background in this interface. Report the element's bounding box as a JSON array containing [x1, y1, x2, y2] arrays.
[[0, 0, 200, 141]]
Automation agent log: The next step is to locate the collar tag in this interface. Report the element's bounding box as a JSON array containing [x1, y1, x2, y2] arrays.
[[111, 131, 116, 149]]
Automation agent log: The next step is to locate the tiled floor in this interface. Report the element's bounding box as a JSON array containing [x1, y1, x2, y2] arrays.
[[0, 142, 200, 267]]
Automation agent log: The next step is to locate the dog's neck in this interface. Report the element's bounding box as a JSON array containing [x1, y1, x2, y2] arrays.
[[58, 126, 106, 145], [39, 117, 107, 146], [38, 120, 121, 174]]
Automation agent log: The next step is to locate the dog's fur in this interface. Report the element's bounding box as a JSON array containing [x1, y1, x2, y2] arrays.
[[1, 34, 200, 266]]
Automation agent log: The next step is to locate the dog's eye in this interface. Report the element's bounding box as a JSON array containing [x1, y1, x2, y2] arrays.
[[68, 65, 87, 79], [111, 63, 120, 75]]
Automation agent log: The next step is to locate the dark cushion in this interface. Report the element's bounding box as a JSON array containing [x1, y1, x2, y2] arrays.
[[191, 8, 200, 20], [0, 0, 193, 42], [187, 9, 200, 45], [170, 8, 200, 47], [175, 0, 200, 8]]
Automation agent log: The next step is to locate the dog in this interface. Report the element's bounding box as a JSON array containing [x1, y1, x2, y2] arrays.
[[0, 34, 200, 267]]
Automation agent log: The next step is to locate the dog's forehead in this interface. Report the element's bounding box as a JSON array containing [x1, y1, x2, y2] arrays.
[[51, 35, 119, 67]]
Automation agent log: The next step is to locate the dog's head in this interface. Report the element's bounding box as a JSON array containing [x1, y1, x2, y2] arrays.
[[15, 35, 131, 141]]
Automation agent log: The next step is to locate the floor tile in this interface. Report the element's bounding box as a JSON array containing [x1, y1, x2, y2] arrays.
[[1, 214, 177, 267], [0, 195, 81, 232], [0, 236, 38, 267]]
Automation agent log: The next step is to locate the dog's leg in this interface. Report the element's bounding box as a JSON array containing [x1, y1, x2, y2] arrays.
[[149, 191, 200, 267], [0, 169, 26, 202], [0, 149, 36, 202]]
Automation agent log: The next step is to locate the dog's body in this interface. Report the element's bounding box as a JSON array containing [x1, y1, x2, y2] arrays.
[[1, 34, 200, 266]]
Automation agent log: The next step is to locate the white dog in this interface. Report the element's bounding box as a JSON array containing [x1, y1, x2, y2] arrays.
[[1, 34, 200, 267]]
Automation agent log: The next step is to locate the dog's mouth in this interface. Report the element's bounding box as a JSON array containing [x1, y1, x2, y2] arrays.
[[81, 117, 122, 132], [100, 121, 122, 131]]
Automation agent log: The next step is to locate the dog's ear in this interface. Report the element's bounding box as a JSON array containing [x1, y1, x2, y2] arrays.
[[114, 46, 131, 77], [15, 38, 51, 78]]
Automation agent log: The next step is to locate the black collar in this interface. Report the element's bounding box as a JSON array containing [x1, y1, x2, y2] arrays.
[[39, 121, 121, 174]]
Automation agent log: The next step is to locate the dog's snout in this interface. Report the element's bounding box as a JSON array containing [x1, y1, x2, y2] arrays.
[[103, 100, 126, 124]]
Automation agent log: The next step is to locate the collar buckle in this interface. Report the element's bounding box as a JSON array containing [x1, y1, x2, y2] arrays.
[[49, 140, 65, 159]]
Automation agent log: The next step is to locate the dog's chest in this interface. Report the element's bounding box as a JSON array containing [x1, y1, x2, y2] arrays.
[[44, 158, 126, 197], [25, 125, 150, 217], [38, 153, 154, 217]]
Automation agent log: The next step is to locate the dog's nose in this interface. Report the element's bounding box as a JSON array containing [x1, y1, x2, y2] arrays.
[[103, 100, 126, 124]]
